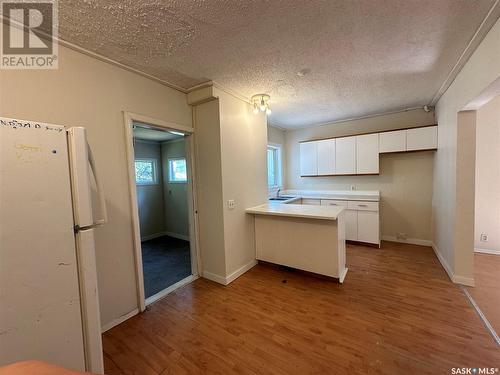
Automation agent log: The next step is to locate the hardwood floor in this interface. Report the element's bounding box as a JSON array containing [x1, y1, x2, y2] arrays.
[[103, 242, 500, 375], [467, 253, 500, 335]]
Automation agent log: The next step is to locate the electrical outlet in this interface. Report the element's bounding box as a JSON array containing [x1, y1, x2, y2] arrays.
[[228, 200, 236, 210], [480, 233, 488, 242]]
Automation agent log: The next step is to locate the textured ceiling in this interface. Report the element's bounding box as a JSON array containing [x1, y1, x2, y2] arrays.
[[58, 0, 495, 128]]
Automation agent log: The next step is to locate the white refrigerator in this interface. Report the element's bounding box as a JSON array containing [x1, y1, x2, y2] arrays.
[[0, 116, 106, 373]]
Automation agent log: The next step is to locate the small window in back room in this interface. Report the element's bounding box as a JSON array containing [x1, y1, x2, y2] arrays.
[[267, 144, 282, 188], [135, 159, 158, 185], [168, 158, 187, 183]]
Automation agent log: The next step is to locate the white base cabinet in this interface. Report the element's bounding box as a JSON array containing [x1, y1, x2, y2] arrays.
[[301, 197, 380, 246]]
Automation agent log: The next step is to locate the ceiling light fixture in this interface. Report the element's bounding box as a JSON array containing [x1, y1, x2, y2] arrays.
[[251, 94, 271, 116]]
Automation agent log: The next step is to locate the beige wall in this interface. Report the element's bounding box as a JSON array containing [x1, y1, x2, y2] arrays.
[[134, 140, 166, 238], [192, 88, 267, 281], [161, 139, 189, 238], [434, 17, 500, 284], [217, 89, 268, 275], [284, 109, 436, 242], [475, 95, 500, 252], [0, 44, 192, 327]]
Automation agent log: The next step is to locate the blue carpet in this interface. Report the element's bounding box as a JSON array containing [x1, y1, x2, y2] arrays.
[[141, 235, 191, 299]]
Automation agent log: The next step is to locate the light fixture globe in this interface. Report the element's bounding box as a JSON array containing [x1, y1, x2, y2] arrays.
[[251, 94, 271, 115]]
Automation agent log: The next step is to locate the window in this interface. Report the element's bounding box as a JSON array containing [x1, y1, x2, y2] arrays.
[[135, 159, 158, 185], [168, 158, 187, 183], [267, 144, 282, 188]]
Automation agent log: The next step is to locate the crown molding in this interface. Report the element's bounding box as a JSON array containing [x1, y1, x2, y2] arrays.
[[430, 0, 500, 105]]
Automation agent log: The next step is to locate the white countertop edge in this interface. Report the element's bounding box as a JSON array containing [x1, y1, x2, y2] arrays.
[[246, 203, 344, 221], [281, 189, 380, 202]]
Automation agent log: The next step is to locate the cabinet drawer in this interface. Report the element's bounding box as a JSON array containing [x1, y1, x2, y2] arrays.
[[320, 199, 348, 207], [347, 201, 379, 211], [301, 198, 321, 205]]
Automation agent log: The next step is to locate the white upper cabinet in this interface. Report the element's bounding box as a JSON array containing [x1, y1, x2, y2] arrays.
[[299, 142, 318, 176], [379, 130, 406, 153], [335, 136, 356, 174], [317, 139, 335, 175], [356, 134, 379, 174], [406, 126, 437, 151]]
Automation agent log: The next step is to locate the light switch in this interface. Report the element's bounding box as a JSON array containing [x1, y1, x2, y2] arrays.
[[228, 200, 236, 210]]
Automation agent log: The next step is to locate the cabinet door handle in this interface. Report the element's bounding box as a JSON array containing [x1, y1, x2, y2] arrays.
[[358, 204, 367, 207], [330, 203, 337, 205]]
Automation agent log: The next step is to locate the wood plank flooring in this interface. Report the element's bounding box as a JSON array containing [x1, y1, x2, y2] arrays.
[[103, 242, 500, 374], [467, 253, 500, 335]]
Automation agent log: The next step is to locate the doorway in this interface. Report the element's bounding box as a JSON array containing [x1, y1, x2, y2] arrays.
[[124, 113, 199, 309]]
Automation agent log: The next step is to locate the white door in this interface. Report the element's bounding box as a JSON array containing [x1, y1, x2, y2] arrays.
[[356, 134, 379, 174], [335, 136, 356, 174], [345, 210, 358, 241], [379, 130, 406, 153], [0, 118, 86, 370], [406, 126, 437, 151], [357, 211, 380, 244], [317, 139, 335, 175], [300, 141, 318, 176]]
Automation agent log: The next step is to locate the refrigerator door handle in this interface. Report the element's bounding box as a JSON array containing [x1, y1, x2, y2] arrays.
[[87, 144, 108, 225]]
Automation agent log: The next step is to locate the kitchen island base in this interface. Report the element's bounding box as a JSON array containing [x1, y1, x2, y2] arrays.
[[252, 211, 347, 282]]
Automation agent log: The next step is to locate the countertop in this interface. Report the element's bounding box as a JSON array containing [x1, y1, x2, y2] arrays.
[[282, 189, 380, 202], [246, 203, 344, 221]]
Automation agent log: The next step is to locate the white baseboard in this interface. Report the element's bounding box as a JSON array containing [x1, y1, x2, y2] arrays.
[[475, 248, 500, 255], [202, 270, 227, 285], [141, 232, 166, 242], [226, 259, 258, 284], [202, 259, 257, 286], [101, 308, 139, 333], [382, 235, 432, 247], [164, 231, 190, 241], [141, 231, 190, 242], [339, 268, 348, 283], [431, 242, 475, 287]]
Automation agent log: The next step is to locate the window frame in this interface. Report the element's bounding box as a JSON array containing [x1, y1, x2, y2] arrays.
[[267, 143, 283, 189], [134, 158, 159, 186], [168, 157, 188, 183]]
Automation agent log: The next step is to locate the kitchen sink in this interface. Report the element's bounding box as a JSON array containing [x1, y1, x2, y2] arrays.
[[269, 197, 290, 201]]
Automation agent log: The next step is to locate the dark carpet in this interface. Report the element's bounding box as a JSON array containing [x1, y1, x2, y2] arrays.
[[141, 235, 191, 299]]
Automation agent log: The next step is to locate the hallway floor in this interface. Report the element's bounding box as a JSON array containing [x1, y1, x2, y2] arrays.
[[104, 242, 500, 374], [467, 252, 500, 336], [141, 235, 191, 298]]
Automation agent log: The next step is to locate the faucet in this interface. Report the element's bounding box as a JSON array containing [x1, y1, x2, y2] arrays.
[[277, 188, 281, 198]]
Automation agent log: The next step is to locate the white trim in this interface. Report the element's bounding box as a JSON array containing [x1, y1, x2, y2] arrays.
[[140, 232, 166, 242], [431, 242, 455, 282], [202, 270, 227, 285], [164, 231, 190, 241], [226, 260, 258, 284], [339, 268, 348, 284], [381, 236, 432, 247], [431, 242, 475, 286], [145, 275, 198, 306], [123, 111, 200, 313], [454, 275, 475, 287], [430, 0, 500, 105], [101, 308, 139, 333], [202, 260, 258, 285], [475, 248, 500, 255], [461, 287, 500, 345]]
